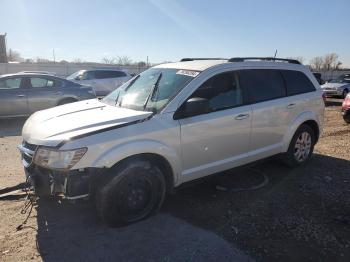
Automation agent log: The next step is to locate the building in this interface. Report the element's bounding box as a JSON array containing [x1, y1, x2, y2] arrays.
[[0, 34, 7, 63]]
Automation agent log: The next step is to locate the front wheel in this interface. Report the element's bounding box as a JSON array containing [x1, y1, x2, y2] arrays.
[[342, 89, 349, 99], [95, 160, 166, 227], [283, 124, 316, 168]]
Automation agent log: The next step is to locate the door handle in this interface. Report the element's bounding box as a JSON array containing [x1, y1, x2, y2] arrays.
[[287, 103, 296, 109], [235, 113, 250, 120], [17, 94, 25, 97]]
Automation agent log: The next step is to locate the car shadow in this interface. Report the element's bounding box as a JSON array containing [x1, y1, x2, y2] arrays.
[[0, 117, 27, 137], [33, 153, 350, 261]]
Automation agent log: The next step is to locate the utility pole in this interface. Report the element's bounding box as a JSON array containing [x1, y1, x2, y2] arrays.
[[146, 56, 149, 67], [52, 48, 56, 62]]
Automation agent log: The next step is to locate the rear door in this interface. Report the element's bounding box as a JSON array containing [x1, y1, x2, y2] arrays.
[[25, 76, 64, 113], [238, 69, 292, 158], [0, 76, 28, 117]]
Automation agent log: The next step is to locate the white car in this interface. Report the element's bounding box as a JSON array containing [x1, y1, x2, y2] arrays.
[[67, 69, 132, 96], [321, 78, 350, 98], [19, 57, 324, 226]]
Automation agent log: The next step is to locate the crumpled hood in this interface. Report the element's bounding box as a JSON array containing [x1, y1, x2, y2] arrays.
[[22, 99, 153, 146], [321, 83, 347, 89]]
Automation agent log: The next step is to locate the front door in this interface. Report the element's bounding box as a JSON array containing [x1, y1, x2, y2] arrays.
[[178, 71, 252, 182], [25, 76, 63, 113], [0, 77, 28, 117]]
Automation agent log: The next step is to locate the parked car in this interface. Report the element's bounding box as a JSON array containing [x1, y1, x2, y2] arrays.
[[0, 73, 95, 118], [67, 69, 132, 96], [321, 78, 350, 98], [342, 93, 350, 123], [19, 57, 324, 226]]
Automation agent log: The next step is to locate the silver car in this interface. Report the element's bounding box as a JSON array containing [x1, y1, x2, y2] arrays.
[[0, 73, 96, 118], [19, 57, 324, 226], [321, 78, 350, 98]]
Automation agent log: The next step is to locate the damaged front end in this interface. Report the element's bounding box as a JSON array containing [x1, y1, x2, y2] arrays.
[[18, 141, 102, 200]]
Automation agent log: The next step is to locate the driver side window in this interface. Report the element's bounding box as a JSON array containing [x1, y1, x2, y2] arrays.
[[190, 71, 243, 112]]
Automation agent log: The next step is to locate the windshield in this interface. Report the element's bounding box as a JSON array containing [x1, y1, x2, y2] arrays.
[[102, 68, 197, 112], [329, 78, 350, 84], [67, 70, 84, 80]]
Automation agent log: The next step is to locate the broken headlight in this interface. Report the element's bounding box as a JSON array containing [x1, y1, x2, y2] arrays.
[[34, 147, 87, 171]]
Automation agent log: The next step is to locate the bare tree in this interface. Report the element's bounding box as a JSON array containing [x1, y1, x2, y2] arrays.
[[36, 57, 51, 63], [102, 57, 116, 64], [322, 53, 340, 70], [117, 56, 132, 66], [309, 56, 324, 71], [7, 49, 23, 62], [137, 61, 146, 67]]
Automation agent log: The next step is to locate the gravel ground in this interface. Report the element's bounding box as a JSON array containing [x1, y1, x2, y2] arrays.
[[0, 101, 349, 261]]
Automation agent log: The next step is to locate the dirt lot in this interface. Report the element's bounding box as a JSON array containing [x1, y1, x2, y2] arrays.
[[0, 101, 349, 261]]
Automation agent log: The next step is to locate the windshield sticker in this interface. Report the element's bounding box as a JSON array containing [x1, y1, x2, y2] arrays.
[[176, 70, 199, 77]]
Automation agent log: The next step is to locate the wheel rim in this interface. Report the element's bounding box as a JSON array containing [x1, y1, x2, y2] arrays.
[[116, 176, 156, 222], [294, 131, 312, 162]]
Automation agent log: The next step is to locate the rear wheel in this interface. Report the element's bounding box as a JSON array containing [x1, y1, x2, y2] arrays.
[[283, 124, 316, 168], [95, 160, 166, 227]]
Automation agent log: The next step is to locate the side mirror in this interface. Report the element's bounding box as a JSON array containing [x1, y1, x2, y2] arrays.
[[174, 97, 209, 119]]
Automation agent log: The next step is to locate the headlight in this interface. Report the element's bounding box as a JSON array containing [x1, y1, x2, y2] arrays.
[[34, 147, 87, 170]]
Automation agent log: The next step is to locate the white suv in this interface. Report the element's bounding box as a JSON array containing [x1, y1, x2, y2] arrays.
[[67, 69, 132, 96], [19, 57, 324, 226]]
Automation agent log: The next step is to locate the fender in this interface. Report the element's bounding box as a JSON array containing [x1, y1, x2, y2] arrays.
[[90, 139, 182, 185], [282, 111, 321, 152]]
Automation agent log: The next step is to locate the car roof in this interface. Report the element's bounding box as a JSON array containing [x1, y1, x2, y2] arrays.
[[154, 59, 305, 72], [154, 60, 227, 71], [0, 73, 63, 79]]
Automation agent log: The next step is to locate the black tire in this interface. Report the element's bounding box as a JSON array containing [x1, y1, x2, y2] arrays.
[[283, 124, 316, 168], [342, 89, 349, 99], [57, 98, 77, 106], [343, 109, 350, 124], [95, 159, 166, 227]]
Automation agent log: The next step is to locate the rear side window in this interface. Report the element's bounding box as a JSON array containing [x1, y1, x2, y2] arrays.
[[281, 70, 316, 96], [239, 69, 286, 103], [95, 70, 127, 79], [30, 77, 55, 88]]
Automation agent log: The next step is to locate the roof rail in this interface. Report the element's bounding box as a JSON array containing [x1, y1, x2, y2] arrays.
[[228, 57, 301, 64], [180, 58, 227, 62]]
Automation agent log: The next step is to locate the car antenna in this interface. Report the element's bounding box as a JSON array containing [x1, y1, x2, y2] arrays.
[[273, 49, 278, 60]]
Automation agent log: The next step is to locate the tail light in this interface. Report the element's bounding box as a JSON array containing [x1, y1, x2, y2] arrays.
[[342, 95, 350, 111]]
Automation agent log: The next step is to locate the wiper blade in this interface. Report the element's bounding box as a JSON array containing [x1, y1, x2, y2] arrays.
[[116, 75, 140, 106], [143, 72, 162, 110]]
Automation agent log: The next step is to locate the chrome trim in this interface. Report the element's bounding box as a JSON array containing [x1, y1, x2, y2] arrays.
[[17, 144, 35, 155], [22, 158, 30, 168], [17, 142, 37, 167], [65, 194, 89, 200]]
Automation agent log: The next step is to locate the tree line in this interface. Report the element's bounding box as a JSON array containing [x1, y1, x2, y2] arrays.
[[6, 49, 346, 70]]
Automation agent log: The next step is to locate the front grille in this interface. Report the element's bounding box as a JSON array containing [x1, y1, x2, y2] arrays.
[[23, 141, 37, 151], [18, 141, 38, 168]]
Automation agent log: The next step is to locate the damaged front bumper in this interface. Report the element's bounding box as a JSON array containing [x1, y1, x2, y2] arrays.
[[24, 165, 103, 200], [18, 141, 103, 200]]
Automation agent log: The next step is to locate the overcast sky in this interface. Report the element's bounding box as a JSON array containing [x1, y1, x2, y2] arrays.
[[1, 0, 349, 66]]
